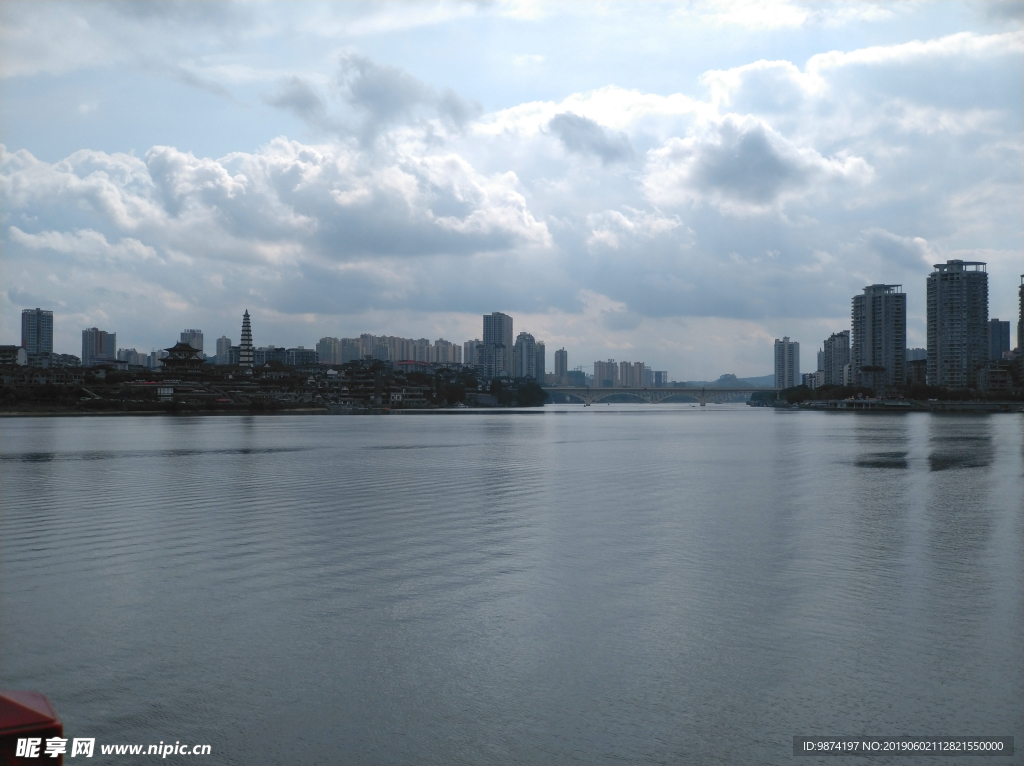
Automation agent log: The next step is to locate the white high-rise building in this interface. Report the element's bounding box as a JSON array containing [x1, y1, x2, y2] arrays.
[[774, 337, 799, 389], [180, 329, 204, 355], [927, 260, 988, 387]]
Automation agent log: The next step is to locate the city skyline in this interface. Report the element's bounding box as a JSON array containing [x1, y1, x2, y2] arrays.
[[7, 262, 1022, 381], [1, 2, 1022, 378]]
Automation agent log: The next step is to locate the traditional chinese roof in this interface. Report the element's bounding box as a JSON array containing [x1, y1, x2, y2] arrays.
[[160, 342, 206, 372]]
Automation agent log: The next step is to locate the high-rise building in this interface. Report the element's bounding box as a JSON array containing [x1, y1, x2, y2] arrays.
[[82, 328, 116, 367], [926, 261, 987, 387], [483, 312, 513, 377], [774, 337, 799, 389], [180, 329, 203, 355], [432, 339, 461, 364], [148, 349, 169, 369], [1018, 275, 1023, 351], [535, 341, 545, 383], [216, 336, 232, 365], [22, 308, 53, 355], [116, 348, 146, 366], [821, 330, 850, 386], [464, 340, 480, 366], [239, 310, 254, 368], [554, 348, 568, 383], [594, 360, 619, 388], [852, 284, 906, 390], [654, 371, 668, 387], [513, 332, 537, 378], [617, 361, 645, 387], [316, 337, 342, 365], [988, 319, 1010, 361]]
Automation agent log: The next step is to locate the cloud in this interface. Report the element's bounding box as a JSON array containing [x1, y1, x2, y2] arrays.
[[0, 1, 257, 79], [8, 226, 160, 263], [260, 55, 483, 144], [264, 77, 331, 128], [334, 54, 481, 142], [859, 228, 937, 272], [677, 0, 895, 30], [807, 30, 1024, 74], [1, 138, 550, 268], [644, 117, 872, 214], [702, 60, 816, 114], [586, 208, 683, 250], [548, 112, 635, 164]]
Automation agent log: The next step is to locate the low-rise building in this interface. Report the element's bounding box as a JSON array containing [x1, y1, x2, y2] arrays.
[[0, 346, 29, 366]]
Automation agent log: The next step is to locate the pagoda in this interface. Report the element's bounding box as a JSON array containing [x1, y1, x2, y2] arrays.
[[160, 342, 206, 375], [239, 310, 254, 368]]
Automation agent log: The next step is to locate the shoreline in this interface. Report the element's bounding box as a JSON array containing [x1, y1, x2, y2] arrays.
[[3, 402, 1022, 417]]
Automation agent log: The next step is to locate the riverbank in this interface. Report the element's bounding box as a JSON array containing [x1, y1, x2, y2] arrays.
[[793, 399, 1024, 412]]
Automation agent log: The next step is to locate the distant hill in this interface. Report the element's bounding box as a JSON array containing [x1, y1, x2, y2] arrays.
[[681, 373, 775, 387]]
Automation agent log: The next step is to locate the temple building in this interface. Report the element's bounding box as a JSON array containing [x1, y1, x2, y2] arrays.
[[159, 342, 206, 375]]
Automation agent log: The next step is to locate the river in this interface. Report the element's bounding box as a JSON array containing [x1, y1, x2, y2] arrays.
[[2, 405, 1021, 764]]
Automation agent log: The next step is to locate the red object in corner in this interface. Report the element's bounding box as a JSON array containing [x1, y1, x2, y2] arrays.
[[1, 691, 63, 765]]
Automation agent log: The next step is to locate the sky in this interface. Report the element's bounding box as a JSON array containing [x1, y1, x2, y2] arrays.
[[1, 0, 1022, 379]]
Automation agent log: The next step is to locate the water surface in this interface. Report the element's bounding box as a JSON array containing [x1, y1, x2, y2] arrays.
[[2, 406, 1021, 764]]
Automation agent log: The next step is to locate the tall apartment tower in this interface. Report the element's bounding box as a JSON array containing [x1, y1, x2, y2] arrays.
[[22, 308, 54, 355], [82, 328, 116, 367], [822, 330, 850, 386], [463, 339, 480, 366], [535, 341, 545, 383], [926, 260, 987, 387], [554, 348, 568, 383], [774, 337, 799, 389], [852, 284, 906, 390], [988, 319, 1010, 361], [215, 336, 232, 365], [594, 360, 619, 388], [239, 310, 254, 368], [180, 329, 204, 355], [482, 312, 513, 377], [1018, 275, 1023, 351], [514, 332, 537, 378]]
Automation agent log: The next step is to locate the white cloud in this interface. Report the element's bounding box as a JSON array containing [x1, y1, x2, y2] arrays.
[[586, 208, 683, 250], [807, 30, 1024, 74], [677, 0, 895, 30]]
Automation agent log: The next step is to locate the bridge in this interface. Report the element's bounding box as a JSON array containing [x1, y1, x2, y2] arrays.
[[541, 386, 780, 406]]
